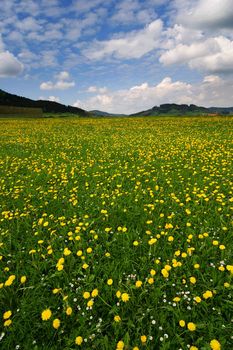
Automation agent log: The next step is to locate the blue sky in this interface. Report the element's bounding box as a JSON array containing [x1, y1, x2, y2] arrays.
[[1, 0, 233, 113]]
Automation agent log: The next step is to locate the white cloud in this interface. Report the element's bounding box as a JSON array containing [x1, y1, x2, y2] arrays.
[[160, 36, 233, 73], [83, 19, 163, 60], [0, 51, 24, 77], [40, 70, 75, 90], [74, 77, 193, 114], [87, 86, 108, 93], [39, 95, 60, 103], [176, 0, 233, 30], [73, 75, 233, 114], [40, 80, 75, 90], [15, 16, 42, 32], [55, 71, 70, 81]]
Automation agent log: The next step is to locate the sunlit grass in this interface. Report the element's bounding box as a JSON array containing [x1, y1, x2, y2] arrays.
[[0, 116, 232, 349]]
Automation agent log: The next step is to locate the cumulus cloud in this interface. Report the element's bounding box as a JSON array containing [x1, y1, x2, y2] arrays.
[[176, 0, 233, 30], [40, 71, 75, 90], [160, 36, 233, 73], [82, 19, 163, 60], [0, 50, 24, 77], [87, 86, 108, 93], [73, 75, 233, 114], [73, 77, 193, 114], [39, 95, 60, 102]]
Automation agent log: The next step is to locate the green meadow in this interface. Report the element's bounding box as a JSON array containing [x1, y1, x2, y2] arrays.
[[0, 116, 232, 350]]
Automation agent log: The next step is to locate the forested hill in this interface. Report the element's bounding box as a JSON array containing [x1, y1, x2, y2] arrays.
[[130, 103, 233, 116], [0, 89, 89, 116]]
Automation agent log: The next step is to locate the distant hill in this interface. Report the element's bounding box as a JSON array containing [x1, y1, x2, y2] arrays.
[[1, 89, 233, 118], [130, 103, 211, 117], [90, 110, 127, 117], [0, 89, 89, 116], [209, 106, 233, 114]]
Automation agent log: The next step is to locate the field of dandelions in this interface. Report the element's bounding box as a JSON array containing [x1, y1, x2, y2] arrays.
[[0, 116, 232, 350]]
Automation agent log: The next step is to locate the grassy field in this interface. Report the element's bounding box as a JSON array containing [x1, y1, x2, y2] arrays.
[[0, 116, 232, 350]]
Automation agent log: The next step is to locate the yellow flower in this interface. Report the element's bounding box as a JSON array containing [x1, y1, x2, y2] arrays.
[[194, 296, 202, 303], [86, 247, 92, 254], [83, 291, 90, 299], [4, 319, 12, 327], [187, 322, 196, 331], [190, 346, 198, 350], [219, 245, 225, 250], [210, 339, 221, 350], [203, 290, 213, 299], [212, 240, 219, 246], [66, 307, 72, 316], [150, 269, 156, 276], [107, 279, 113, 286], [116, 290, 121, 298], [87, 300, 94, 307], [3, 310, 12, 319], [226, 265, 233, 274], [224, 282, 230, 288], [165, 223, 173, 229], [41, 309, 52, 321], [76, 250, 83, 256], [57, 264, 64, 271], [194, 263, 200, 269], [133, 347, 139, 350], [148, 238, 157, 245], [121, 293, 130, 302], [53, 318, 60, 329], [133, 240, 139, 246], [53, 288, 61, 294], [161, 269, 169, 278], [5, 275, 16, 286], [91, 289, 99, 297], [82, 263, 89, 269], [75, 336, 83, 345], [116, 340, 124, 349], [141, 335, 147, 343], [148, 277, 154, 284], [173, 297, 180, 302], [135, 280, 142, 288], [179, 320, 186, 327], [190, 277, 196, 284], [114, 315, 121, 322], [20, 276, 27, 284], [168, 236, 174, 242]]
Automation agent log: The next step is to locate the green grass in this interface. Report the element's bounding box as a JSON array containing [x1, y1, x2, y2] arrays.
[[0, 116, 232, 350]]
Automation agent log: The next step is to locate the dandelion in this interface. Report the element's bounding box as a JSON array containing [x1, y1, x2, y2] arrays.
[[41, 309, 52, 321], [135, 280, 142, 288], [53, 319, 60, 329], [66, 307, 72, 316], [210, 339, 221, 350], [20, 276, 27, 284], [3, 311, 12, 320], [121, 293, 130, 302], [187, 322, 196, 331], [190, 277, 196, 284], [87, 300, 94, 308], [141, 335, 147, 343], [114, 315, 121, 322], [203, 290, 213, 299], [83, 292, 90, 299], [75, 336, 83, 345], [4, 319, 12, 327], [116, 340, 124, 349], [179, 320, 186, 327], [91, 289, 99, 297]]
